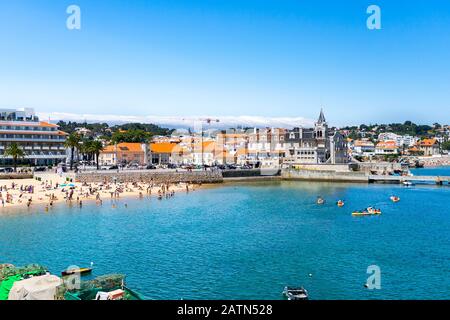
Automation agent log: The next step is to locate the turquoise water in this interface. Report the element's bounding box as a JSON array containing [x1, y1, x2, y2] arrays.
[[1, 169, 449, 300], [411, 166, 450, 177]]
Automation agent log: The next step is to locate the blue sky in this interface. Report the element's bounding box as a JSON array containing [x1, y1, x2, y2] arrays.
[[1, 0, 450, 126]]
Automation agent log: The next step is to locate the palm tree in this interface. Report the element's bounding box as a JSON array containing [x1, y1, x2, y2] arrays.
[[88, 140, 104, 170], [79, 139, 91, 163], [4, 143, 25, 172], [64, 133, 81, 170]]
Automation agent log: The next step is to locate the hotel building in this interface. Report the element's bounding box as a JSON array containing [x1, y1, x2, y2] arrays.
[[0, 108, 68, 166]]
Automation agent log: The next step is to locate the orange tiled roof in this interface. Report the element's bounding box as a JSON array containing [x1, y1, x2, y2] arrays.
[[235, 148, 248, 156], [102, 143, 143, 153], [202, 141, 215, 149], [376, 140, 397, 149], [39, 121, 59, 128], [216, 133, 246, 138], [150, 142, 177, 153], [419, 138, 438, 146], [354, 140, 375, 147]]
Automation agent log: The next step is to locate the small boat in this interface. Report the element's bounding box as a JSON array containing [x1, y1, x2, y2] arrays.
[[337, 200, 345, 207], [282, 286, 308, 300], [352, 207, 381, 216], [390, 196, 400, 203], [403, 181, 414, 187], [61, 267, 93, 277], [316, 197, 325, 205]]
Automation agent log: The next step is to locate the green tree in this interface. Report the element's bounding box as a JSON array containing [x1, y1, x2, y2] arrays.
[[4, 143, 25, 172], [87, 140, 104, 170], [111, 129, 150, 144], [441, 141, 450, 151], [64, 133, 81, 170]]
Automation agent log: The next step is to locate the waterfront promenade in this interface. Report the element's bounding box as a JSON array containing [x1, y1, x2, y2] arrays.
[[369, 174, 450, 185]]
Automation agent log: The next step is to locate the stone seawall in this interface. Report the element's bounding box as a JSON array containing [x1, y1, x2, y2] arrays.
[[75, 170, 224, 184], [221, 169, 281, 178], [0, 174, 34, 180], [282, 169, 369, 183]]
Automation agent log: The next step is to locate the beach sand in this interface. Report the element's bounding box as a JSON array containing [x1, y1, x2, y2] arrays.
[[0, 173, 198, 211]]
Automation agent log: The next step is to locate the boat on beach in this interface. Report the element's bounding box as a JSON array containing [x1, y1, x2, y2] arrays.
[[282, 286, 309, 300]]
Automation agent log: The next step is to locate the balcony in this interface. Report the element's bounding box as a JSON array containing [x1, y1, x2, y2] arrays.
[[0, 137, 66, 143]]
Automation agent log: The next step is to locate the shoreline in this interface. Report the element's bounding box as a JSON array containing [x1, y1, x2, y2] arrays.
[[2, 165, 449, 213], [0, 174, 201, 212]]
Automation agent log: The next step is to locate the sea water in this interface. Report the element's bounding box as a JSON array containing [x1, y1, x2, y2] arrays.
[[0, 168, 449, 299]]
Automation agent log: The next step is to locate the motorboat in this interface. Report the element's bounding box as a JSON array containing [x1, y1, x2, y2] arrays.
[[61, 262, 94, 277], [316, 197, 325, 205], [61, 267, 93, 277], [282, 286, 308, 300], [337, 200, 345, 207], [390, 196, 400, 203]]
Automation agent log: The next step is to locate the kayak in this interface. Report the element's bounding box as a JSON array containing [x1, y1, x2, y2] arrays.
[[352, 211, 381, 216], [352, 207, 381, 216]]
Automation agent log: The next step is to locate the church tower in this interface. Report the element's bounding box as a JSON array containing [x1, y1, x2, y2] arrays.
[[314, 108, 328, 140]]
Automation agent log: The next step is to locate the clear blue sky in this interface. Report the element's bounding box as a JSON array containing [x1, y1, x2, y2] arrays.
[[1, 0, 450, 126]]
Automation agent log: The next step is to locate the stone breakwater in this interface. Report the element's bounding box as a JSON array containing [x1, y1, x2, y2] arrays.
[[419, 156, 450, 167], [282, 169, 369, 182], [75, 170, 224, 184]]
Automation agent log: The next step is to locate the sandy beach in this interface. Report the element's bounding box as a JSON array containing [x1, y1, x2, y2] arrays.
[[0, 173, 199, 211]]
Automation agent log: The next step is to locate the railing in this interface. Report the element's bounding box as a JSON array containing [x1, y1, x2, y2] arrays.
[[0, 138, 65, 142]]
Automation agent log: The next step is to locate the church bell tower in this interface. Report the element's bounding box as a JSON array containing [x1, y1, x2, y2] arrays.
[[315, 108, 328, 140]]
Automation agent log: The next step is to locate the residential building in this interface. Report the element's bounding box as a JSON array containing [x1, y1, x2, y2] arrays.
[[352, 140, 376, 156], [215, 132, 248, 165], [192, 141, 216, 166], [150, 142, 178, 165], [0, 108, 67, 166], [418, 138, 440, 156], [245, 128, 286, 167], [375, 140, 399, 155], [99, 143, 148, 166], [378, 132, 418, 147]]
